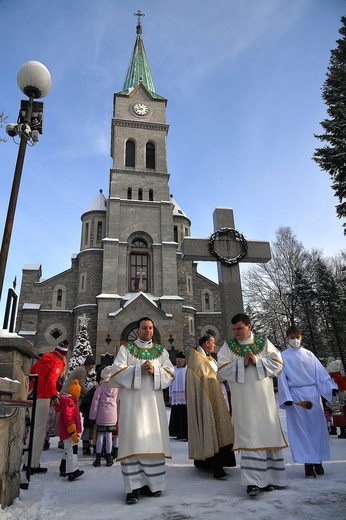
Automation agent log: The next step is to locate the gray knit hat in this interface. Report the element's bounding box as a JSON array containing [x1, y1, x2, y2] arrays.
[[327, 360, 342, 373]]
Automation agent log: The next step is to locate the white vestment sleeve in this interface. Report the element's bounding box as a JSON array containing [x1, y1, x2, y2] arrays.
[[218, 341, 246, 383], [256, 339, 283, 379], [108, 346, 136, 389], [153, 350, 175, 390]]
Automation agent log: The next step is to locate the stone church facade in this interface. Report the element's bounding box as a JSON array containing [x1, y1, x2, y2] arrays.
[[15, 19, 224, 362]]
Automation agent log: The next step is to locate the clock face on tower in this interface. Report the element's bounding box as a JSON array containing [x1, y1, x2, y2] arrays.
[[133, 103, 149, 116]]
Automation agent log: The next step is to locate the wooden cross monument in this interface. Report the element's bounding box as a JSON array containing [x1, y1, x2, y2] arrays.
[[181, 207, 271, 339]]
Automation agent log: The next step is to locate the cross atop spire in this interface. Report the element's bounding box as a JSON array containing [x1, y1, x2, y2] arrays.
[[133, 10, 145, 24], [134, 10, 145, 35]]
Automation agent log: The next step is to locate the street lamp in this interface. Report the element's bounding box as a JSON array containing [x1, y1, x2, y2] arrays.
[[0, 61, 51, 301]]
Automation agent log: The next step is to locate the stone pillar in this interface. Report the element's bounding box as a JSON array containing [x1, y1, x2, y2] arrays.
[[0, 332, 37, 508]]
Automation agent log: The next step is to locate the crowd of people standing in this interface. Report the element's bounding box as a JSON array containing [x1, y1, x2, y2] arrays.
[[23, 314, 343, 504]]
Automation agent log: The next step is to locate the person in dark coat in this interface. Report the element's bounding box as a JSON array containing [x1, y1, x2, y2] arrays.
[[169, 351, 188, 441]]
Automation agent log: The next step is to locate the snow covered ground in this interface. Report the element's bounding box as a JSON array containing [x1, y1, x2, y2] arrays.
[[2, 405, 345, 520]]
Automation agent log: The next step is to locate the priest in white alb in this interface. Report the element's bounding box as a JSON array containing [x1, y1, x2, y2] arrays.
[[108, 317, 174, 505], [218, 313, 288, 497]]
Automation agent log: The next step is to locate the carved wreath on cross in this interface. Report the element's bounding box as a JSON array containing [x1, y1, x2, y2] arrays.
[[208, 227, 248, 265]]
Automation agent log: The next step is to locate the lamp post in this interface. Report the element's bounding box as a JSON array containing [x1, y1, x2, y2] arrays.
[[0, 61, 51, 301]]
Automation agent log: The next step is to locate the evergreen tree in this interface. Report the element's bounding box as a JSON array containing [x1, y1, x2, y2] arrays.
[[313, 16, 346, 233], [66, 325, 96, 386], [313, 257, 346, 366]]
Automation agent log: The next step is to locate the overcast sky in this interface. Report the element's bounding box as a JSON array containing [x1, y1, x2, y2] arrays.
[[0, 0, 345, 320]]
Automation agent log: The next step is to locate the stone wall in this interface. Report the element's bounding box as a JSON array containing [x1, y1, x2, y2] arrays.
[[0, 333, 37, 508]]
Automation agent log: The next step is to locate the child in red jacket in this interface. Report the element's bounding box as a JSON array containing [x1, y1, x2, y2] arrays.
[[55, 379, 84, 481]]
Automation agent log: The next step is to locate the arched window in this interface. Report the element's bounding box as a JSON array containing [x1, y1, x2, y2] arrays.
[[84, 222, 89, 246], [138, 188, 143, 200], [125, 140, 135, 167], [57, 289, 62, 308], [127, 187, 132, 199], [129, 238, 150, 292], [96, 221, 103, 243], [131, 238, 147, 248], [52, 285, 67, 310], [149, 189, 154, 201], [201, 289, 214, 312], [174, 226, 178, 243], [146, 142, 155, 169]]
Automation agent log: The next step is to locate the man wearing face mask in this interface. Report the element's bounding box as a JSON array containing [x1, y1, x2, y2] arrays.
[[278, 325, 338, 479]]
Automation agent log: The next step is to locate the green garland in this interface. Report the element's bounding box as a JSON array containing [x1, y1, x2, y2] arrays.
[[124, 342, 164, 360], [226, 335, 265, 357]]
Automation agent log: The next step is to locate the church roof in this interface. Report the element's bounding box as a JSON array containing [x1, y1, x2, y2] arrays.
[[84, 189, 107, 213], [171, 195, 191, 224], [116, 19, 166, 101]]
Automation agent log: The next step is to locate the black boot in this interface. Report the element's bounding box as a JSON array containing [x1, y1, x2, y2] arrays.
[[68, 469, 84, 481], [59, 459, 66, 477], [106, 453, 114, 467], [93, 454, 101, 467], [338, 427, 346, 438], [112, 447, 118, 459]]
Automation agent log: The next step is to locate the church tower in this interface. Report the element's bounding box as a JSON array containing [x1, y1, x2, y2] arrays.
[[96, 14, 184, 355]]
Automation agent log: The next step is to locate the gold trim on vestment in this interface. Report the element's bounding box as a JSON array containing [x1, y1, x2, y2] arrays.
[[117, 452, 172, 462]]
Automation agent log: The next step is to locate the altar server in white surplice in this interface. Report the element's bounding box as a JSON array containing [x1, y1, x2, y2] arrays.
[[108, 317, 174, 505], [278, 325, 337, 479], [218, 313, 288, 498]]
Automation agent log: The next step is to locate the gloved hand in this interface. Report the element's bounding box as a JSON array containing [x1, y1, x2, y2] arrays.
[[67, 424, 80, 444], [51, 395, 59, 406], [332, 389, 339, 397], [284, 401, 293, 406]]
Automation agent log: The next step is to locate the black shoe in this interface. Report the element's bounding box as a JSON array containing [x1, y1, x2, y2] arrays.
[[213, 469, 227, 479], [305, 463, 316, 478], [314, 463, 324, 475], [31, 466, 48, 475], [139, 485, 162, 497], [43, 440, 50, 451], [260, 485, 275, 492], [106, 453, 114, 467], [93, 454, 101, 467], [247, 485, 260, 497], [59, 459, 66, 477], [338, 434, 346, 438], [68, 469, 84, 481], [126, 489, 140, 504]]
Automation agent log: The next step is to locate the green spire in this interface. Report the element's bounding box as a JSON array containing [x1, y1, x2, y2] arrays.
[[123, 19, 156, 93], [117, 12, 165, 100]]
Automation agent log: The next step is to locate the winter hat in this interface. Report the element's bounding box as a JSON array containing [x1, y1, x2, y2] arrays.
[[55, 339, 69, 355], [101, 366, 112, 383], [176, 351, 185, 359], [327, 360, 342, 373], [67, 379, 81, 400], [84, 355, 96, 366]]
